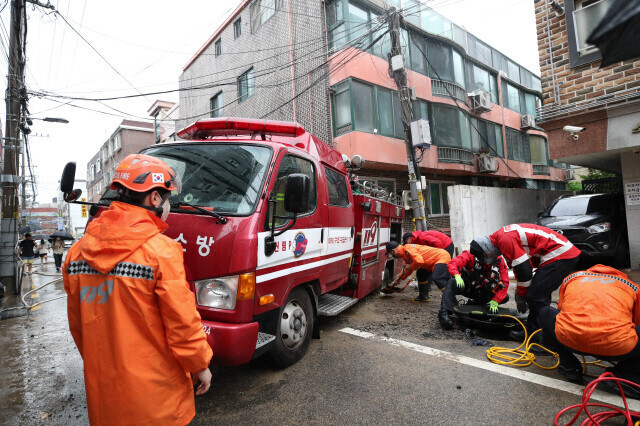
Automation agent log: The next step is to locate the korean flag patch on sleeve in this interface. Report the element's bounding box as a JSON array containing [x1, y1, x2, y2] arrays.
[[152, 173, 165, 184]]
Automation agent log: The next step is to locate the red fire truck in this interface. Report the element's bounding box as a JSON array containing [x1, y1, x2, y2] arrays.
[[69, 118, 405, 368]]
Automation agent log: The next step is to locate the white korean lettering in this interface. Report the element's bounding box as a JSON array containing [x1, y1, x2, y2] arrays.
[[197, 236, 215, 257], [174, 233, 187, 252]]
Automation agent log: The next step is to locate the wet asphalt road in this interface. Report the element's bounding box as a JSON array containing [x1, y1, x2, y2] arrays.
[[1, 261, 638, 425]]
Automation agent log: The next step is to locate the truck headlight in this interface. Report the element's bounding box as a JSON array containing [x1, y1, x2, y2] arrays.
[[194, 273, 255, 310], [195, 276, 238, 310], [587, 222, 610, 234]]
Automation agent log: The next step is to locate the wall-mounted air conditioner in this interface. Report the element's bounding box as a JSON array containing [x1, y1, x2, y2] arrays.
[[469, 90, 492, 113], [478, 156, 497, 173], [564, 168, 576, 181], [520, 114, 536, 129]]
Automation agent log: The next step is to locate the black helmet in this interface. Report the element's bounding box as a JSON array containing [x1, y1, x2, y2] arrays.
[[402, 232, 413, 245], [385, 241, 399, 255]]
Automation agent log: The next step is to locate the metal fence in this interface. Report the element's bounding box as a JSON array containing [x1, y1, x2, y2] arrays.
[[437, 147, 474, 165], [431, 80, 468, 106]]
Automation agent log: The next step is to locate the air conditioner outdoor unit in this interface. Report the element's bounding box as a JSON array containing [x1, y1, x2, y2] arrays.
[[469, 90, 492, 113], [478, 156, 497, 173], [401, 190, 412, 210], [521, 114, 536, 129], [564, 168, 576, 181]]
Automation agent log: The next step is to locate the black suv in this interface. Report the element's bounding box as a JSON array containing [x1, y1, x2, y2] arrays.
[[536, 193, 629, 267]]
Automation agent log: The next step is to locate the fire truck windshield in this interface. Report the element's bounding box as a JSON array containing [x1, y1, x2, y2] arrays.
[[104, 144, 272, 216]]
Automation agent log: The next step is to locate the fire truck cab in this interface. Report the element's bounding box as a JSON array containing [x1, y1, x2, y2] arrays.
[[98, 118, 405, 367]]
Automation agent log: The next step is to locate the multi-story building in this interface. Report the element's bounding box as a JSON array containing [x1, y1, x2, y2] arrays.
[[86, 119, 154, 202], [21, 204, 59, 235], [534, 0, 640, 268], [148, 100, 179, 144], [180, 0, 570, 231]]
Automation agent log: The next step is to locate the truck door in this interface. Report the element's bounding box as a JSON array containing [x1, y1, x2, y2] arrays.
[[256, 153, 323, 303], [322, 166, 355, 292]]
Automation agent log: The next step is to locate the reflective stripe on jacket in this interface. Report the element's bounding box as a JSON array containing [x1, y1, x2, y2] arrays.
[[63, 202, 212, 425], [555, 264, 640, 357]]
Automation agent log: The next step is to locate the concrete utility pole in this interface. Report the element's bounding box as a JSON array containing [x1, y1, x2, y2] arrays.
[[1, 0, 55, 293], [386, 8, 427, 231], [0, 0, 26, 292]]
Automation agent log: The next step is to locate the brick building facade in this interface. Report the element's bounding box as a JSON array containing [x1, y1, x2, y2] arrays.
[[535, 0, 640, 268], [86, 120, 155, 202], [180, 0, 571, 234]]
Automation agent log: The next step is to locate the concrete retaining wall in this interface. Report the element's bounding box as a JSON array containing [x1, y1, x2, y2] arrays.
[[449, 185, 574, 252]]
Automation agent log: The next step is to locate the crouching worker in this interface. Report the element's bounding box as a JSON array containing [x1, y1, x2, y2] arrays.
[[438, 249, 510, 330], [402, 230, 454, 257], [538, 265, 640, 398], [63, 154, 213, 425], [386, 241, 451, 303]]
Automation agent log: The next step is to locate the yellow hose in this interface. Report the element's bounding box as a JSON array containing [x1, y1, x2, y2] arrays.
[[486, 315, 609, 376], [486, 314, 559, 369]]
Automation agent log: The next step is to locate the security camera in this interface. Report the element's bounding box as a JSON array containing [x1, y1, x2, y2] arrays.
[[563, 125, 585, 133], [571, 134, 579, 141]]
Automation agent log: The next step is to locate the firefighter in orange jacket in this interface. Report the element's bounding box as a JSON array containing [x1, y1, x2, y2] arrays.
[[63, 154, 213, 425], [538, 265, 640, 398], [386, 241, 451, 303]]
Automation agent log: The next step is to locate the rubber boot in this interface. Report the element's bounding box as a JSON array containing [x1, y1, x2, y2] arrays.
[[438, 309, 454, 330], [411, 283, 430, 303]]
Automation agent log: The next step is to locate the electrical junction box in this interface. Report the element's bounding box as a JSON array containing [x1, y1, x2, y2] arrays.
[[391, 55, 404, 71], [410, 119, 431, 149]]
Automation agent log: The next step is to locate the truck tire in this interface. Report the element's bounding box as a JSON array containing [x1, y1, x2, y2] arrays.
[[269, 287, 313, 368]]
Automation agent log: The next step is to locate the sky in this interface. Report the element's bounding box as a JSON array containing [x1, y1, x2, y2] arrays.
[[0, 0, 540, 204]]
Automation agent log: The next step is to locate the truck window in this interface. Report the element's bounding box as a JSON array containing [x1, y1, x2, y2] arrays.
[[325, 167, 350, 207], [273, 155, 317, 227]]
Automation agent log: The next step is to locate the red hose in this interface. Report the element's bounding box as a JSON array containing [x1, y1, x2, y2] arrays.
[[555, 372, 640, 426]]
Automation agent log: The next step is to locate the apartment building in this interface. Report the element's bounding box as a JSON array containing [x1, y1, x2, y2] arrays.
[[148, 100, 180, 144], [180, 0, 570, 231], [535, 0, 640, 268], [86, 119, 154, 202]]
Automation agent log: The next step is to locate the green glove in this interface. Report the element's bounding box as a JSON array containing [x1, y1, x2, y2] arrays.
[[488, 300, 499, 314], [455, 274, 464, 289]]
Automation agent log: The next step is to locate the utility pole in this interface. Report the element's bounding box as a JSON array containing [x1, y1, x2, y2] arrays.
[[0, 0, 26, 292], [387, 8, 427, 231], [0, 0, 55, 293]]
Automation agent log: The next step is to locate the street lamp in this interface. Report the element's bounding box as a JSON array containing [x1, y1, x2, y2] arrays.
[[30, 117, 70, 124]]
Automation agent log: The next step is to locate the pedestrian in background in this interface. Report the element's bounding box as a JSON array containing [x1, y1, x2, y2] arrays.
[[37, 239, 49, 265], [18, 233, 37, 275], [63, 154, 213, 425], [52, 237, 65, 272]]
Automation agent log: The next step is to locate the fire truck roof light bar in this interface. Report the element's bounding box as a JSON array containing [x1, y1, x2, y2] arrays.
[[177, 118, 307, 140]]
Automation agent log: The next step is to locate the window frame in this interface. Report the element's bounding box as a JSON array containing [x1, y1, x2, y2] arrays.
[[427, 181, 454, 217], [250, 0, 282, 34], [268, 154, 318, 229], [565, 0, 606, 67], [324, 166, 351, 207], [234, 18, 242, 39], [210, 91, 223, 118], [214, 39, 221, 57], [237, 67, 255, 103]]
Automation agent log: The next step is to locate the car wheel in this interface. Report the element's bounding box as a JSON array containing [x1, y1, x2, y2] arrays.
[[269, 287, 313, 368]]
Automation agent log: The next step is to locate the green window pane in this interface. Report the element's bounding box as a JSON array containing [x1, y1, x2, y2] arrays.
[[430, 183, 441, 215], [525, 92, 537, 118], [333, 82, 351, 128], [378, 89, 394, 136], [459, 110, 471, 150], [494, 124, 504, 157], [348, 3, 369, 44], [453, 49, 465, 88], [393, 93, 404, 139], [352, 81, 375, 132], [529, 135, 547, 165]]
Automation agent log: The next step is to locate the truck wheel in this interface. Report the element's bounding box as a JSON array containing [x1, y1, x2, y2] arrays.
[[269, 287, 313, 368]]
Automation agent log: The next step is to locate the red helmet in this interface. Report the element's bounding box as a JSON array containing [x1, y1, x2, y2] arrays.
[[110, 154, 181, 193]]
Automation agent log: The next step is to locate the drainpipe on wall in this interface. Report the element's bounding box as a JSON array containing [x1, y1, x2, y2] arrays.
[[545, 0, 560, 105], [287, 0, 297, 122]]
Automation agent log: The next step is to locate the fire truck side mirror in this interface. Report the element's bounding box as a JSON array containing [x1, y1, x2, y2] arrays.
[[61, 162, 82, 202], [284, 173, 309, 214]]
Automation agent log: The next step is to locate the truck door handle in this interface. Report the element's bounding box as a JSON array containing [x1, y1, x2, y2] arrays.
[[321, 228, 324, 243]]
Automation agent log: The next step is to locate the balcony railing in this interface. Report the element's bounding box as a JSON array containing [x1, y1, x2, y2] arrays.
[[532, 164, 550, 176], [437, 147, 474, 165], [431, 80, 468, 106]]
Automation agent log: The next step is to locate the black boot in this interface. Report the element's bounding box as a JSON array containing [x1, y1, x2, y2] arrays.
[[558, 355, 583, 384], [438, 309, 454, 330], [412, 283, 430, 303]]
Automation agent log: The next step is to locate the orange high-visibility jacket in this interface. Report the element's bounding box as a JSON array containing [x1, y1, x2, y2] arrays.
[[63, 202, 213, 425], [555, 264, 640, 357], [398, 244, 451, 279]]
